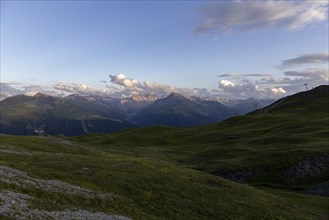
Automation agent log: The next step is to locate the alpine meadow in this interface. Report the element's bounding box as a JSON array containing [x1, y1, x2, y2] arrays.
[[1, 1, 328, 220]]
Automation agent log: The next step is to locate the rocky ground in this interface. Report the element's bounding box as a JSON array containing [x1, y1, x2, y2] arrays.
[[0, 165, 130, 220]]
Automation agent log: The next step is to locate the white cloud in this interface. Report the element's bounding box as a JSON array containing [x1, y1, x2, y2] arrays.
[[53, 82, 99, 96], [217, 66, 328, 99], [195, 1, 328, 36], [110, 73, 141, 89], [0, 82, 60, 100], [271, 87, 286, 94], [21, 85, 58, 97], [0, 83, 23, 100], [108, 74, 231, 98], [218, 79, 287, 99], [219, 80, 235, 87], [109, 73, 178, 97]]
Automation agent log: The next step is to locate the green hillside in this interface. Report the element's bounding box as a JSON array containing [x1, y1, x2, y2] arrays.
[[0, 93, 135, 136], [1, 86, 328, 219], [74, 86, 329, 191], [0, 135, 328, 219]]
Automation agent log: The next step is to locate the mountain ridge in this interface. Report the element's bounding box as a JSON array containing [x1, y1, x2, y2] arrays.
[[0, 91, 274, 135], [74, 85, 329, 195]]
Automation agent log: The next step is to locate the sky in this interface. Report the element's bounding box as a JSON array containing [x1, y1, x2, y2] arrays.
[[1, 0, 328, 99]]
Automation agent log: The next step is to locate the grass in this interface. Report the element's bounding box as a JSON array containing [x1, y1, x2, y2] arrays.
[[72, 113, 329, 188], [72, 86, 329, 190], [1, 86, 328, 219], [1, 135, 328, 219]]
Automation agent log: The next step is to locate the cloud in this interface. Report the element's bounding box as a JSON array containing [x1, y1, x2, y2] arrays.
[[284, 68, 329, 81], [219, 80, 235, 87], [109, 73, 177, 97], [277, 53, 329, 69], [218, 73, 272, 78], [21, 85, 59, 97], [195, 1, 328, 36], [0, 82, 59, 100], [218, 79, 287, 99], [0, 83, 23, 100], [271, 87, 286, 94], [108, 74, 224, 98], [218, 66, 328, 99], [53, 82, 99, 96], [110, 73, 141, 89]]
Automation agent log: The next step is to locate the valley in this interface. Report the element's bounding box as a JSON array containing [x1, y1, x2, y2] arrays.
[[0, 86, 328, 219], [0, 91, 273, 136]]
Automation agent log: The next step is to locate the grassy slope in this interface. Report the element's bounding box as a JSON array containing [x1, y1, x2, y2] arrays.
[[74, 113, 328, 187], [0, 94, 135, 136], [73, 86, 329, 189], [0, 135, 328, 219]]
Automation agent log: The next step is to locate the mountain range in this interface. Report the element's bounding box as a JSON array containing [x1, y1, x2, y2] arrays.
[[1, 85, 328, 219], [0, 91, 274, 136], [75, 85, 329, 195]]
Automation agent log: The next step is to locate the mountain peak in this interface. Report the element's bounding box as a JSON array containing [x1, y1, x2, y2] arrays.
[[130, 94, 158, 101], [33, 93, 48, 98], [167, 92, 186, 99]]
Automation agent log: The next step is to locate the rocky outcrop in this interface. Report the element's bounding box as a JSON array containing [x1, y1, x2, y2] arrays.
[[283, 154, 329, 182]]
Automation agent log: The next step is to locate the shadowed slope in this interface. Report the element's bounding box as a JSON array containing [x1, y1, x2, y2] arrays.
[[1, 135, 328, 219], [74, 86, 329, 193]]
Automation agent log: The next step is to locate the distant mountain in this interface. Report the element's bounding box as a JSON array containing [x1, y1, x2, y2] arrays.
[[116, 94, 158, 118], [0, 83, 23, 101], [0, 93, 135, 136], [78, 85, 329, 196], [132, 92, 236, 127], [225, 98, 275, 114], [0, 91, 279, 135], [64, 94, 127, 120]]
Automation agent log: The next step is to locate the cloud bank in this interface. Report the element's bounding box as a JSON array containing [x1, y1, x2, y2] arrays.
[[217, 53, 328, 98], [277, 53, 329, 69], [109, 73, 200, 98], [195, 1, 328, 36], [218, 79, 286, 99], [53, 82, 101, 96], [0, 82, 59, 100], [284, 68, 328, 81], [218, 73, 271, 78], [2, 52, 327, 101], [107, 73, 294, 99]]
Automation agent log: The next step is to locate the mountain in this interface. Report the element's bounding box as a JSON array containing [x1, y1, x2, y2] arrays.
[[0, 82, 23, 101], [115, 94, 158, 118], [75, 85, 329, 196], [132, 92, 236, 127], [226, 98, 275, 114], [0, 93, 135, 136], [1, 86, 328, 219], [253, 85, 329, 114], [64, 94, 127, 120]]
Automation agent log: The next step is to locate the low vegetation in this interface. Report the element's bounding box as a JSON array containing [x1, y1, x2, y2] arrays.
[[1, 86, 328, 219], [1, 135, 328, 219]]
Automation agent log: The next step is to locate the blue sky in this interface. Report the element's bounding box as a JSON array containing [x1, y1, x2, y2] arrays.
[[1, 0, 328, 99]]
